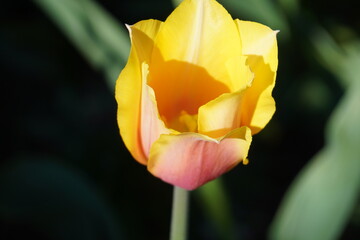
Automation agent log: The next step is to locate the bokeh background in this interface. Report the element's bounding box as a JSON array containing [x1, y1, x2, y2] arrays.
[[2, 0, 360, 239]]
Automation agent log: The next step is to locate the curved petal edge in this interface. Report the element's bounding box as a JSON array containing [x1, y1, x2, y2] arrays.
[[235, 20, 278, 134], [115, 20, 164, 164], [148, 127, 252, 190]]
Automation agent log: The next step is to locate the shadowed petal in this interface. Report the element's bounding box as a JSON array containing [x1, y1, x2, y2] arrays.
[[198, 90, 245, 138], [148, 127, 252, 190], [236, 20, 278, 71], [152, 0, 241, 77], [115, 20, 164, 164], [148, 0, 243, 123], [130, 19, 162, 64], [139, 63, 171, 158], [198, 56, 253, 138], [235, 20, 278, 134]]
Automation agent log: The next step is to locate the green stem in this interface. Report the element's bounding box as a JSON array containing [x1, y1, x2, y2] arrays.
[[170, 186, 190, 240]]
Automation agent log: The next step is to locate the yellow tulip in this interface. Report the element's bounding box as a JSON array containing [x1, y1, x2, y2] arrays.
[[115, 0, 278, 190]]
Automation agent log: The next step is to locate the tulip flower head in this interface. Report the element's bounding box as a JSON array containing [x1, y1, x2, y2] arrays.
[[115, 0, 278, 190]]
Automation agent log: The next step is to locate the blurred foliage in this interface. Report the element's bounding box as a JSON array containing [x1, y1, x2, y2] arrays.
[[34, 0, 130, 90], [269, 58, 360, 240], [2, 0, 360, 239], [196, 179, 236, 240]]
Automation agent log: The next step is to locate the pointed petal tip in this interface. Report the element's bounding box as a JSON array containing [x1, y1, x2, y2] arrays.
[[125, 23, 131, 32]]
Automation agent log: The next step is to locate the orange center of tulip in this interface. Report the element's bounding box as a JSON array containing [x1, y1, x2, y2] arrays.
[[149, 60, 230, 132]]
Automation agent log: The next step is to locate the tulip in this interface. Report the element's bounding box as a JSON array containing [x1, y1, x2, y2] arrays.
[[115, 0, 278, 190]]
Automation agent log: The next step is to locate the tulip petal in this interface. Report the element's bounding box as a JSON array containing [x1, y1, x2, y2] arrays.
[[149, 0, 244, 124], [148, 127, 252, 190], [139, 63, 171, 158], [153, 0, 241, 75], [115, 20, 165, 164], [130, 19, 162, 64], [197, 56, 254, 138], [236, 20, 278, 71], [198, 90, 245, 139], [235, 20, 278, 134]]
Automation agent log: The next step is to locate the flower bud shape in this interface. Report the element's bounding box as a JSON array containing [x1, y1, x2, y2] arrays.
[[115, 0, 278, 190]]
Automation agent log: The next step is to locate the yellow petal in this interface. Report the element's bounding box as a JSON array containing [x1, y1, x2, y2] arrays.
[[129, 19, 163, 64], [197, 56, 254, 138], [148, 0, 243, 126], [198, 90, 245, 138], [139, 63, 171, 158], [235, 20, 278, 134], [240, 62, 276, 134], [115, 20, 163, 164], [148, 127, 252, 190], [225, 55, 254, 92], [153, 0, 241, 73], [149, 60, 230, 129], [235, 20, 278, 71]]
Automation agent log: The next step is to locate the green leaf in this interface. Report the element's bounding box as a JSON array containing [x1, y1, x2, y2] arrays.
[[34, 0, 130, 90], [310, 26, 347, 86], [269, 77, 360, 240], [277, 0, 300, 16], [196, 178, 236, 240], [311, 26, 360, 88]]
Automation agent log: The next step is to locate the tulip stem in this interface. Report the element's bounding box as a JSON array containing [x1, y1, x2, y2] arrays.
[[170, 186, 189, 240]]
